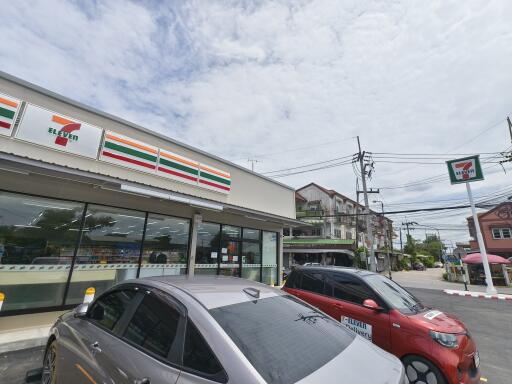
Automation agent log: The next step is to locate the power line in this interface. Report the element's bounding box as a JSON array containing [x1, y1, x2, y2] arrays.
[[268, 159, 354, 178], [262, 154, 353, 175]]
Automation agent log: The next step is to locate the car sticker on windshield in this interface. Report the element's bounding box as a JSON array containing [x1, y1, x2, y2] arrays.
[[340, 316, 372, 341], [424, 310, 443, 320]]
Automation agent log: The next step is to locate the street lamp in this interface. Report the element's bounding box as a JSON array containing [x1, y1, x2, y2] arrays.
[[373, 200, 392, 279]]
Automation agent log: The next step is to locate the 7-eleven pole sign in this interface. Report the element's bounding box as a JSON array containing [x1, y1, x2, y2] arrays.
[[446, 155, 496, 294], [446, 155, 483, 184]]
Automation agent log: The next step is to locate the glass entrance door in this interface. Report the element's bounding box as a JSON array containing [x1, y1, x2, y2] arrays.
[[219, 239, 241, 277]]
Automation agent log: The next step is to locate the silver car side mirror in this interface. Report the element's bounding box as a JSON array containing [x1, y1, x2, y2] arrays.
[[74, 303, 89, 318]]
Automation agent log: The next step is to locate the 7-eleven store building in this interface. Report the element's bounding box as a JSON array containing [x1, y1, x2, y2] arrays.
[[0, 72, 299, 333]]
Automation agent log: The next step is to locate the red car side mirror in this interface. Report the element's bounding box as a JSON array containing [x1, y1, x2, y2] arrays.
[[363, 299, 383, 311]]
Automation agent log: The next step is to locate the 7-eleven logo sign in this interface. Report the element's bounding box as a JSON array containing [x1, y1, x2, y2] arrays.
[[48, 115, 81, 147], [447, 156, 483, 184], [454, 160, 475, 180]]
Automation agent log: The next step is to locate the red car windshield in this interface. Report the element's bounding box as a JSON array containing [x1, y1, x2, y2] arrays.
[[364, 274, 425, 315]]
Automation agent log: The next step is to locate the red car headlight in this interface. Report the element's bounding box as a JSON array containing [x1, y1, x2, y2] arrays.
[[429, 330, 459, 349]]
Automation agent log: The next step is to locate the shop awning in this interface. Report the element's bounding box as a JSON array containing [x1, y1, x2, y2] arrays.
[[0, 153, 305, 227]]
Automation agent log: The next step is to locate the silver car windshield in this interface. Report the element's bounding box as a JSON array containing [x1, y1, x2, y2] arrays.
[[364, 274, 425, 314], [210, 295, 355, 384]]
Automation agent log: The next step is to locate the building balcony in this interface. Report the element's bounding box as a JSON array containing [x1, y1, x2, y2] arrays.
[[296, 210, 324, 218]]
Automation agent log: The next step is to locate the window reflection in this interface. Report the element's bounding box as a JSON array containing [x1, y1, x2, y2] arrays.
[[66, 205, 146, 304], [0, 192, 85, 310], [262, 231, 278, 285], [195, 222, 220, 275], [140, 214, 190, 277]]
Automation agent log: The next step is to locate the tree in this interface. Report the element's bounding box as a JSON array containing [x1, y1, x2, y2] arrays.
[[417, 235, 444, 261], [403, 234, 417, 257]]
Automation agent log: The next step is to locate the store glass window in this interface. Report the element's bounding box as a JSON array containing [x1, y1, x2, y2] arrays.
[[262, 231, 278, 285], [243, 228, 260, 241], [0, 192, 85, 311], [140, 214, 190, 278], [66, 205, 146, 305], [242, 241, 261, 282], [222, 225, 241, 239], [195, 222, 221, 275]]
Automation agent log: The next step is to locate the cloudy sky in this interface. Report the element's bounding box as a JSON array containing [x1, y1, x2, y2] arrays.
[[1, 0, 511, 247]]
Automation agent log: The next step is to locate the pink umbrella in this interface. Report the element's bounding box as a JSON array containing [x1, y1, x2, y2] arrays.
[[462, 253, 511, 265]]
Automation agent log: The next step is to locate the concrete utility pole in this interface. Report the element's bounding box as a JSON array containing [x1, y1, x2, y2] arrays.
[[247, 159, 260, 172], [357, 136, 377, 272]]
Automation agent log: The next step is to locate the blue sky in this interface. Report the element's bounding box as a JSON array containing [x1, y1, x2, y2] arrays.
[[1, 0, 512, 245]]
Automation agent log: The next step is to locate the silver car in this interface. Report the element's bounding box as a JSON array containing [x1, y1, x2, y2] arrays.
[[41, 276, 406, 384]]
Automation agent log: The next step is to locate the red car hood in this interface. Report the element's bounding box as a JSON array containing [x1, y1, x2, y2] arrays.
[[407, 309, 467, 333]]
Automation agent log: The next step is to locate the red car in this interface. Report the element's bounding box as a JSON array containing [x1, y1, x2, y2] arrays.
[[283, 266, 480, 384]]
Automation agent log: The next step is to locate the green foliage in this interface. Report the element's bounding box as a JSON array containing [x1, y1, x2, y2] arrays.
[[403, 235, 417, 256], [442, 272, 449, 281], [417, 235, 444, 260], [354, 246, 368, 269], [423, 256, 435, 268], [399, 257, 410, 271]]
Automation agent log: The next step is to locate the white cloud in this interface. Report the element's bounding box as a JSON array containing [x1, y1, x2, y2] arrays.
[[1, 0, 512, 244]]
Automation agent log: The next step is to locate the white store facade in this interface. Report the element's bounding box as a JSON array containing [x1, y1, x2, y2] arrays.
[[0, 72, 299, 321]]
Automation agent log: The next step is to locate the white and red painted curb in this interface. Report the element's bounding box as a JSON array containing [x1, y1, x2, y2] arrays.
[[444, 289, 512, 301]]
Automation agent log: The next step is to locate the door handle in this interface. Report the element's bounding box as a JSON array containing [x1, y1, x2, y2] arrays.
[[333, 303, 344, 309], [134, 378, 150, 384], [90, 341, 102, 354]]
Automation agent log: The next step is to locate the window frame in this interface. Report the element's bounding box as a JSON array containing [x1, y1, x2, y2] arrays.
[[85, 284, 144, 336], [181, 318, 229, 383], [492, 228, 512, 240], [114, 286, 188, 367], [292, 269, 333, 297], [326, 271, 388, 311]]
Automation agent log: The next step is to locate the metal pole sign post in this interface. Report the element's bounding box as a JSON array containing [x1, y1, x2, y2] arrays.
[[446, 155, 497, 294]]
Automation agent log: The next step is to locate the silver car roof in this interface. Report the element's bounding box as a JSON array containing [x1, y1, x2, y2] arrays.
[[139, 275, 284, 309]]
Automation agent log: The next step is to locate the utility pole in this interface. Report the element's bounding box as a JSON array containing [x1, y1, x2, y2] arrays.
[[402, 221, 417, 237], [399, 227, 403, 253], [247, 159, 260, 172], [356, 136, 377, 272]]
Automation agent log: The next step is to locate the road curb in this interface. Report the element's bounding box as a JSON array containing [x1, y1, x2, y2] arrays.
[[443, 289, 512, 301]]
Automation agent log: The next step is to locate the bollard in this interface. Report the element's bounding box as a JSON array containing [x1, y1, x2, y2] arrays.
[[0, 292, 4, 311], [83, 287, 95, 304]]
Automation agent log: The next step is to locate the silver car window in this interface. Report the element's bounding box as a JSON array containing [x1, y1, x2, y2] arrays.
[[182, 320, 227, 383], [122, 293, 181, 359], [210, 295, 355, 384], [88, 289, 137, 331]]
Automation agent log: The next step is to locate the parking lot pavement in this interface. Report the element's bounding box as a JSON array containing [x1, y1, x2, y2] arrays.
[[2, 289, 510, 384], [409, 287, 512, 384], [0, 346, 44, 384], [392, 268, 512, 294]]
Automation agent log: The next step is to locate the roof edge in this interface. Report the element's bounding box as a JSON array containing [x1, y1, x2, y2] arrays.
[[0, 70, 295, 192]]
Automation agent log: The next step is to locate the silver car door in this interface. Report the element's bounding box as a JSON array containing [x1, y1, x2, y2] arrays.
[[58, 288, 140, 384], [96, 288, 185, 384]]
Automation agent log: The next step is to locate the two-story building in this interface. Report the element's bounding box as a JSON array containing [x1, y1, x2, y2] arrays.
[[283, 183, 393, 269], [467, 202, 512, 259]]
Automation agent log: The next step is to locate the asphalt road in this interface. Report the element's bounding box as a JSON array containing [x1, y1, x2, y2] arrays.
[[1, 288, 510, 384], [408, 287, 512, 384]]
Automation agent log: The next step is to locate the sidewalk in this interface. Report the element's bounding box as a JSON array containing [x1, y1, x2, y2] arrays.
[[0, 311, 65, 354], [390, 268, 512, 294]]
